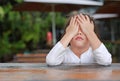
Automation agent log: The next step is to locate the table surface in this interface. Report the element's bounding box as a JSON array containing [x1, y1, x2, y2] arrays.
[[0, 63, 120, 81]]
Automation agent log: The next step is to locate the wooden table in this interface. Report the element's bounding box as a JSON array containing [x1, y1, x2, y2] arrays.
[[0, 63, 120, 81]]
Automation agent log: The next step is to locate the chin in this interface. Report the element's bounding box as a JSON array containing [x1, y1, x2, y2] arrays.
[[74, 42, 85, 47], [70, 40, 87, 47]]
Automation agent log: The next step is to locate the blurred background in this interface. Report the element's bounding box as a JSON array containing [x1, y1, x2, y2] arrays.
[[0, 0, 120, 63]]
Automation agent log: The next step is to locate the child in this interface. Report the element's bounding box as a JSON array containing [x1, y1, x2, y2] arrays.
[[46, 13, 112, 66]]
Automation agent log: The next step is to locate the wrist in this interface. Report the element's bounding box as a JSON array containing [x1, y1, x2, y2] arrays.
[[66, 32, 75, 38], [85, 31, 95, 36], [86, 31, 101, 50]]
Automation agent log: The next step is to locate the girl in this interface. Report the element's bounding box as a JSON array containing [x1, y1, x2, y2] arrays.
[[46, 13, 112, 66]]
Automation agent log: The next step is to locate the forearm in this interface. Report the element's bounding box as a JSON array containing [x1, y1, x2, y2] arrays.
[[46, 42, 65, 65], [86, 31, 112, 65], [60, 33, 73, 48], [60, 16, 78, 48], [86, 31, 101, 50], [93, 43, 112, 65]]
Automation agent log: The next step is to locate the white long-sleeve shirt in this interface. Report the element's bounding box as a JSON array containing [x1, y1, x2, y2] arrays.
[[46, 42, 112, 66]]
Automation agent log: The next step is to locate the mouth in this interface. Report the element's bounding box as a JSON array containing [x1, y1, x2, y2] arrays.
[[75, 37, 83, 41]]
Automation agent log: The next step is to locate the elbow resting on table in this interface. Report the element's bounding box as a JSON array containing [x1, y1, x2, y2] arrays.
[[46, 56, 62, 66], [96, 58, 112, 66]]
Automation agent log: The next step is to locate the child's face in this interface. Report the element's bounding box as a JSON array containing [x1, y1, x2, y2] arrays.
[[70, 27, 89, 48]]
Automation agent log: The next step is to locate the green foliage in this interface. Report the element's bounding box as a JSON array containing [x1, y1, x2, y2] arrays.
[[0, 31, 12, 55], [56, 13, 66, 28], [0, 0, 24, 58], [104, 42, 113, 53], [0, 0, 66, 58], [0, 6, 4, 21], [15, 0, 23, 3]]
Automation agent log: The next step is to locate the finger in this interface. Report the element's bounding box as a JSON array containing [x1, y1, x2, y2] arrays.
[[77, 15, 84, 23], [76, 23, 79, 32], [80, 13, 86, 21], [76, 18, 83, 30], [91, 21, 94, 24], [69, 17, 74, 25], [74, 20, 78, 26], [75, 21, 79, 32], [91, 21, 95, 28], [85, 15, 90, 22], [76, 17, 82, 24], [72, 16, 77, 25]]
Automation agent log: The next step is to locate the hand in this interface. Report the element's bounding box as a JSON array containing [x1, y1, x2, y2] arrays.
[[77, 14, 94, 35], [65, 16, 79, 38], [77, 14, 101, 50], [60, 16, 79, 48]]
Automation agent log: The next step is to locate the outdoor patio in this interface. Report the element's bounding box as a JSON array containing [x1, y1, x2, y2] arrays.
[[0, 0, 120, 81]]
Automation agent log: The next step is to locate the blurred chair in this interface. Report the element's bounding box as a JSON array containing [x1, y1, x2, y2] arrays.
[[13, 53, 47, 63]]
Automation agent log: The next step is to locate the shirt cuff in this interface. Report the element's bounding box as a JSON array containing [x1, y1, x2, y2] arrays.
[[56, 41, 66, 50]]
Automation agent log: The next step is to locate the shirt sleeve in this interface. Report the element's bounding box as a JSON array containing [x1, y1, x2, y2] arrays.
[[46, 42, 66, 65], [93, 43, 112, 65]]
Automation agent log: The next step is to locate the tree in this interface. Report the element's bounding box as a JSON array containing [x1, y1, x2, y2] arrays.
[[0, 0, 66, 61]]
